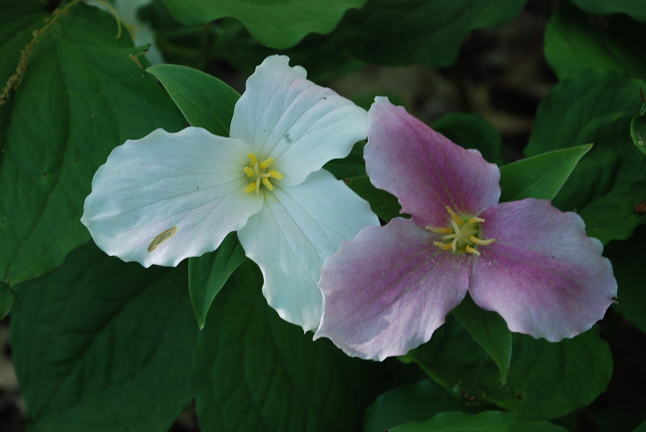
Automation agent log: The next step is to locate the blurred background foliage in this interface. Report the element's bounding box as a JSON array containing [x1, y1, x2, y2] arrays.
[[0, 0, 644, 431]]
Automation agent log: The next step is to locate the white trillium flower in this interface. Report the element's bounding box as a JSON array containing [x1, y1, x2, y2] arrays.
[[81, 55, 379, 331]]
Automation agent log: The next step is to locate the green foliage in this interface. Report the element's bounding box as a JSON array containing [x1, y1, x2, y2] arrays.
[[161, 0, 365, 49], [606, 226, 646, 333], [363, 380, 479, 432], [432, 112, 504, 164], [499, 145, 592, 202], [527, 71, 646, 243], [391, 411, 567, 432], [545, 6, 646, 80], [452, 297, 512, 384], [346, 176, 401, 222], [0, 1, 184, 286], [407, 320, 612, 420], [332, 0, 527, 66], [193, 261, 388, 431], [0, 283, 15, 319], [148, 63, 240, 135], [571, 0, 646, 22], [630, 100, 646, 155], [11, 243, 197, 431], [188, 233, 246, 329]]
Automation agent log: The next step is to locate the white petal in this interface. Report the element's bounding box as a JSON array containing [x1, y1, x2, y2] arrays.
[[230, 55, 367, 186], [237, 170, 379, 331], [82, 127, 263, 267]]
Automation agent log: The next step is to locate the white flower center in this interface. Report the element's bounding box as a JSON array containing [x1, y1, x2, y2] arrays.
[[425, 206, 495, 256], [242, 153, 283, 194]]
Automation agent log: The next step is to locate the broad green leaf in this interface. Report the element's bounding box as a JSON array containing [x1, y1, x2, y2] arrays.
[[148, 63, 245, 323], [147, 63, 240, 136], [333, 0, 527, 66], [606, 226, 646, 333], [0, 283, 15, 319], [325, 141, 366, 179], [499, 144, 592, 202], [0, 2, 184, 286], [432, 112, 504, 164], [408, 319, 612, 419], [161, 0, 365, 49], [346, 176, 401, 222], [194, 261, 388, 431], [391, 411, 568, 432], [630, 103, 646, 155], [571, 0, 646, 23], [11, 244, 197, 431], [526, 71, 646, 243], [364, 380, 479, 432], [188, 233, 246, 329], [452, 296, 512, 384], [545, 6, 646, 80], [636, 421, 646, 432]]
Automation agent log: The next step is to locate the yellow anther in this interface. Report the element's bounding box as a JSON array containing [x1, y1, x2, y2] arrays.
[[433, 241, 453, 251], [465, 245, 481, 256], [467, 217, 485, 224], [259, 157, 275, 170], [268, 169, 283, 180], [446, 206, 465, 226], [426, 226, 454, 234], [442, 234, 456, 240], [470, 236, 495, 246], [247, 153, 258, 165], [244, 182, 257, 194], [261, 178, 274, 191], [243, 166, 255, 177]]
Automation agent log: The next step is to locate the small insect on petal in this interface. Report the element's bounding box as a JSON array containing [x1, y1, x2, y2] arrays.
[[148, 226, 178, 252]]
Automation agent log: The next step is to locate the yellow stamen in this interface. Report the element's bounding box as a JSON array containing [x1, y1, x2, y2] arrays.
[[446, 206, 465, 226], [426, 226, 453, 234], [442, 234, 456, 240], [243, 166, 255, 177], [470, 236, 495, 246], [467, 217, 485, 224], [261, 178, 274, 191], [465, 245, 480, 256], [244, 182, 257, 194], [433, 241, 453, 251], [247, 153, 258, 165], [259, 157, 275, 170], [268, 169, 283, 180]]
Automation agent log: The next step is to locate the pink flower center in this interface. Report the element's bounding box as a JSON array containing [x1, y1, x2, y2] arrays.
[[425, 206, 495, 256]]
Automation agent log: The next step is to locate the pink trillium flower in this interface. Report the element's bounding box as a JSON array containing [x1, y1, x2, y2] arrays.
[[315, 97, 617, 361]]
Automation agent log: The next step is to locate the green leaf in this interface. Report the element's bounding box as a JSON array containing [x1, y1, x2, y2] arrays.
[[499, 144, 592, 202], [630, 103, 646, 155], [147, 63, 240, 136], [432, 112, 504, 164], [332, 0, 527, 66], [571, 0, 646, 23], [161, 0, 365, 49], [635, 421, 646, 432], [364, 380, 479, 432], [408, 319, 613, 419], [345, 176, 401, 222], [0, 283, 15, 319], [194, 261, 388, 431], [452, 296, 512, 384], [545, 6, 646, 80], [526, 71, 646, 243], [391, 411, 568, 432], [11, 243, 197, 431], [0, 2, 184, 286], [606, 226, 646, 332], [188, 233, 246, 329]]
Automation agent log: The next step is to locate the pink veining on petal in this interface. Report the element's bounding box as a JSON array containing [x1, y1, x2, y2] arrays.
[[469, 199, 617, 341], [315, 217, 471, 361], [366, 98, 501, 228]]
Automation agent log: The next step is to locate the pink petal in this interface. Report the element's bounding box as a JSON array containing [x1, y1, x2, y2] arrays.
[[366, 97, 501, 227], [315, 218, 470, 361], [470, 199, 617, 341]]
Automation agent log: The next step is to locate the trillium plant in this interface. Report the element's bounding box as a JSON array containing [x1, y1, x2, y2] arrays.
[[82, 56, 378, 331], [315, 98, 617, 360], [5, 1, 646, 429]]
